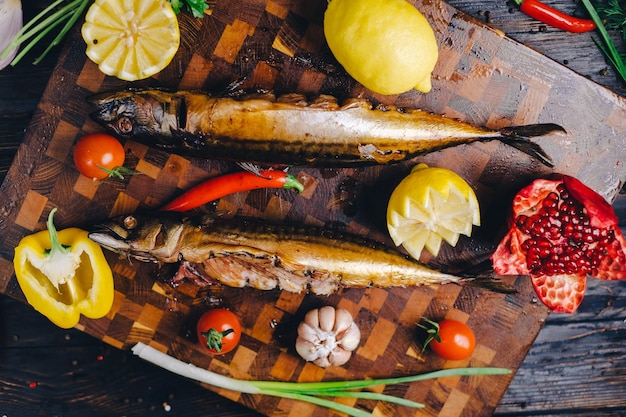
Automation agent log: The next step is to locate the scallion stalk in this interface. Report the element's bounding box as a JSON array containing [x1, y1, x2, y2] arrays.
[[581, 0, 626, 83], [132, 342, 511, 417], [0, 0, 92, 66]]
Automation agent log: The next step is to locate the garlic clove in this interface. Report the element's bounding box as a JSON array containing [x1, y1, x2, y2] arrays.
[[338, 323, 361, 351], [333, 308, 356, 333], [313, 356, 332, 368], [328, 346, 353, 367], [303, 307, 320, 329], [317, 305, 336, 332], [297, 321, 322, 344], [0, 0, 22, 70], [295, 338, 322, 362]]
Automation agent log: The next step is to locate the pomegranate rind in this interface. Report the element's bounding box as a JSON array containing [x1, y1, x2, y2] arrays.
[[562, 175, 619, 228], [492, 174, 626, 313], [561, 174, 626, 281], [595, 232, 626, 280], [491, 228, 528, 276], [531, 273, 586, 314], [510, 179, 559, 219]]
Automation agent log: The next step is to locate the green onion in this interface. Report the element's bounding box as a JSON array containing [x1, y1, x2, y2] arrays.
[[0, 0, 211, 68], [0, 0, 92, 66], [581, 0, 626, 84], [132, 342, 511, 417]]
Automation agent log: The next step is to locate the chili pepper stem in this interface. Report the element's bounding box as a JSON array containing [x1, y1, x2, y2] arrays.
[[283, 173, 304, 192]]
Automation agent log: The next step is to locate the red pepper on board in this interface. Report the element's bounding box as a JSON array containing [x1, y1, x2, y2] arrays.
[[161, 166, 304, 212], [514, 0, 596, 33]]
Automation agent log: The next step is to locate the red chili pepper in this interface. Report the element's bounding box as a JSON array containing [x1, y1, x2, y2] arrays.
[[161, 168, 304, 212], [514, 0, 596, 33]]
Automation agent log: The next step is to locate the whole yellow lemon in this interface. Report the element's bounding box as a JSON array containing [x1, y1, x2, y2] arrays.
[[324, 0, 439, 95]]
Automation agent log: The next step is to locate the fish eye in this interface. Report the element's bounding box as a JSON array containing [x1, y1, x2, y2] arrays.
[[123, 215, 138, 230], [116, 116, 134, 134]]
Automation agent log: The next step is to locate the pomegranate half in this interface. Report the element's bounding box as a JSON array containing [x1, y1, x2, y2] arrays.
[[491, 175, 626, 313]]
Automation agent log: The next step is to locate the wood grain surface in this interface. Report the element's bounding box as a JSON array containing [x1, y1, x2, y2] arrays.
[[1, 1, 626, 417]]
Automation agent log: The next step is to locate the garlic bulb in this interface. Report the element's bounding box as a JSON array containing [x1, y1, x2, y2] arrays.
[[295, 306, 361, 367], [0, 0, 22, 70]]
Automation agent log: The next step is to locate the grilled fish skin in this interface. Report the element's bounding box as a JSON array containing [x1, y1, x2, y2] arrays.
[[87, 213, 470, 295], [88, 89, 563, 167]]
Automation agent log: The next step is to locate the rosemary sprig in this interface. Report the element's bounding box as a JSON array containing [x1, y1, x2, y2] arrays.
[[581, 0, 626, 84]]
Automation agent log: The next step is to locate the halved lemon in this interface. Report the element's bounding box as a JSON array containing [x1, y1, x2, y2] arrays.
[[387, 163, 480, 259], [81, 0, 180, 81]]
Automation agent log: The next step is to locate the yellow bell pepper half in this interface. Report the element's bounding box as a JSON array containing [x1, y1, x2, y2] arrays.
[[13, 208, 114, 329]]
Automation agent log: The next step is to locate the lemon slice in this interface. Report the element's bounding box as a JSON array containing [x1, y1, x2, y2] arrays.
[[387, 164, 480, 259], [81, 0, 180, 81], [324, 0, 439, 95]]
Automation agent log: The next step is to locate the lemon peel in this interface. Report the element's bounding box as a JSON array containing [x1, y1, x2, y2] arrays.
[[324, 0, 439, 95], [81, 0, 180, 81], [387, 164, 480, 259]]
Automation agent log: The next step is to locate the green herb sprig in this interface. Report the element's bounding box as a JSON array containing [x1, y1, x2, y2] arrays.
[[581, 0, 626, 84], [169, 0, 209, 18]]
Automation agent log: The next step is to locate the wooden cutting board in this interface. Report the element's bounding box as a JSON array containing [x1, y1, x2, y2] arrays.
[[1, 1, 626, 416]]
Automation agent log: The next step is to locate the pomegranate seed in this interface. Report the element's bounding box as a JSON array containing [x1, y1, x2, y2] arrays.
[[562, 223, 575, 237], [516, 215, 530, 231], [547, 225, 561, 240], [545, 207, 559, 218], [542, 192, 559, 208]]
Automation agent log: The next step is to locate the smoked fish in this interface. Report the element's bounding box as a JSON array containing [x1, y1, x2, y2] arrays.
[[88, 89, 563, 167], [88, 213, 486, 295]]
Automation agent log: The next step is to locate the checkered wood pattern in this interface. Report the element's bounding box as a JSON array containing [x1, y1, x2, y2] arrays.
[[1, 0, 626, 416]]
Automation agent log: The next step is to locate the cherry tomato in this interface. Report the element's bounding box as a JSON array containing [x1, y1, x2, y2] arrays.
[[196, 309, 241, 354], [419, 318, 476, 361], [73, 133, 126, 180]]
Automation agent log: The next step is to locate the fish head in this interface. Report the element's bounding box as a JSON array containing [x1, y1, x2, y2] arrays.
[[88, 213, 187, 263], [88, 90, 177, 139]]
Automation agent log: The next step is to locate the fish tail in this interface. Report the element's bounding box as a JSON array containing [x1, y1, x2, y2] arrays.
[[460, 275, 518, 294], [499, 123, 565, 168], [456, 259, 518, 294]]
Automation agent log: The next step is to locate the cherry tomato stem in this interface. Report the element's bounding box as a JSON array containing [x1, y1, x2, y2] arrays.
[[201, 328, 235, 353], [74, 133, 130, 181], [418, 318, 476, 361], [514, 0, 596, 33], [161, 168, 304, 212], [196, 309, 241, 355]]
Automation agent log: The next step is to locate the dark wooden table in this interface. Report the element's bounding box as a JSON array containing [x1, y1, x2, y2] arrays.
[[1, 1, 625, 416]]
